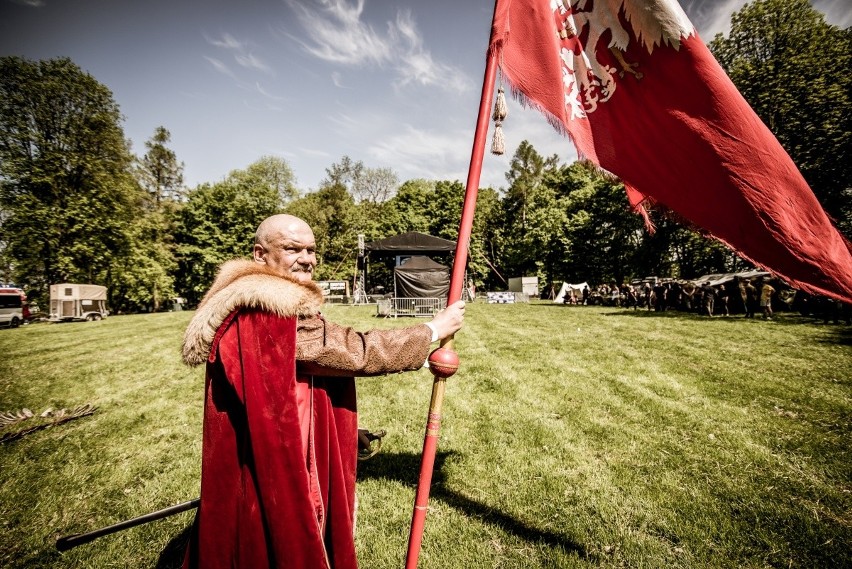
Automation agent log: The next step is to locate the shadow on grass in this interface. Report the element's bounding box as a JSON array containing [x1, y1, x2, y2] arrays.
[[152, 451, 589, 565], [358, 450, 590, 559], [811, 321, 852, 345], [151, 451, 589, 565], [155, 523, 192, 569], [597, 308, 852, 343]]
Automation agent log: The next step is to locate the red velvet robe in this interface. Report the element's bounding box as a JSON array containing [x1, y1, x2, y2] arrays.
[[181, 260, 431, 569], [183, 309, 358, 569]]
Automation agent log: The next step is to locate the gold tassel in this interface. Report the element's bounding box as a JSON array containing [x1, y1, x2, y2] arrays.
[[491, 86, 508, 155], [492, 87, 508, 121], [491, 121, 505, 155]]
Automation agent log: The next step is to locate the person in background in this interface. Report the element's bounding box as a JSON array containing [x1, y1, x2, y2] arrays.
[[760, 277, 776, 320], [745, 278, 758, 318], [717, 283, 730, 316], [701, 283, 716, 317]]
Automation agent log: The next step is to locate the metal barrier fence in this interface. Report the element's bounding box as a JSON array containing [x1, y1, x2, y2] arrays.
[[376, 297, 447, 318], [485, 292, 529, 304]]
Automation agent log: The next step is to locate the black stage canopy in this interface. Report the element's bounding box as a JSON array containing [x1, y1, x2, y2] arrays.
[[365, 232, 456, 256]]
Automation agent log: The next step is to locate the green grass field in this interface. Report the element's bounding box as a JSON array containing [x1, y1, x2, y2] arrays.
[[1, 303, 850, 568]]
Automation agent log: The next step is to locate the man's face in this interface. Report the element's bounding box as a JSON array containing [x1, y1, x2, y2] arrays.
[[254, 220, 317, 283]]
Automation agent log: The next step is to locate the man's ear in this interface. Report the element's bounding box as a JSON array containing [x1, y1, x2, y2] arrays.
[[253, 244, 266, 264]]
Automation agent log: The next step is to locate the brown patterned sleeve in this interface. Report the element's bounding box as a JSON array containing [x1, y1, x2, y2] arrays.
[[296, 314, 432, 377]]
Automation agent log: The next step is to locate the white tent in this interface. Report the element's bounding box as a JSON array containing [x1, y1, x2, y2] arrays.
[[554, 282, 589, 304], [690, 270, 770, 288]]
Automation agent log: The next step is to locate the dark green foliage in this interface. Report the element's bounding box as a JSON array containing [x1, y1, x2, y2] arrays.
[[0, 57, 141, 306], [173, 168, 282, 305], [497, 141, 566, 288], [549, 160, 638, 286], [709, 0, 852, 236], [378, 179, 434, 236], [285, 183, 362, 281], [138, 126, 184, 208]]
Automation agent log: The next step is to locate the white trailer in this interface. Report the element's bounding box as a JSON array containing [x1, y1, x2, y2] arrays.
[[508, 276, 539, 297], [49, 283, 109, 322]]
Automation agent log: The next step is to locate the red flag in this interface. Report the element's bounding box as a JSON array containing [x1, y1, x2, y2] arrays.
[[491, 0, 852, 303]]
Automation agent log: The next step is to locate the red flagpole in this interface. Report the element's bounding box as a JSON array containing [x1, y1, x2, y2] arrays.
[[404, 31, 499, 569]]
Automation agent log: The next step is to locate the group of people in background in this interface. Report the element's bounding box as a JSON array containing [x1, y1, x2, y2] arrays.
[[562, 276, 851, 324]]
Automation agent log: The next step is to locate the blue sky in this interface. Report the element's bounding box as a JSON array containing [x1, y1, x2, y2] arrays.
[[1, 0, 849, 193]]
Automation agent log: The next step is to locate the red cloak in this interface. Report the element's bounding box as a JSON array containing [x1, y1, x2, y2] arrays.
[[181, 260, 430, 568], [183, 308, 358, 569]]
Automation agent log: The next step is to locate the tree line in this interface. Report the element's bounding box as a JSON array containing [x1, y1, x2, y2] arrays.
[[1, 0, 848, 312]]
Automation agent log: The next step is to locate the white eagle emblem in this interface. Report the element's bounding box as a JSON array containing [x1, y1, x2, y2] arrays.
[[551, 0, 695, 118]]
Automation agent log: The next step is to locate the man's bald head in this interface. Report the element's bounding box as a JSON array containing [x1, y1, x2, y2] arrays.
[[253, 214, 317, 282]]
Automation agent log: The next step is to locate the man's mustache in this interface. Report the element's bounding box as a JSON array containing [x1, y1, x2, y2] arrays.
[[291, 264, 313, 273]]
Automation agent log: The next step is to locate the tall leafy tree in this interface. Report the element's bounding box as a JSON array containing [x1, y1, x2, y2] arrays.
[[499, 141, 565, 288], [632, 216, 734, 280], [468, 186, 505, 290], [138, 126, 184, 208], [0, 56, 140, 305], [318, 157, 399, 253], [550, 161, 641, 286], [378, 179, 434, 236], [174, 162, 282, 305], [322, 156, 364, 191], [355, 167, 399, 204], [228, 155, 299, 205], [107, 213, 177, 313], [553, 161, 735, 286], [503, 140, 560, 229], [429, 181, 466, 241], [285, 183, 361, 281], [709, 0, 852, 235], [132, 126, 186, 310], [428, 180, 486, 275]]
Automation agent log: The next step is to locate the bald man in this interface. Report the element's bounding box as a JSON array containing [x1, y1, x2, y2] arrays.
[[182, 214, 464, 569]]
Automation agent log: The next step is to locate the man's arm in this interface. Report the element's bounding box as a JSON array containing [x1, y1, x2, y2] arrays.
[[296, 300, 465, 377], [296, 316, 431, 377]]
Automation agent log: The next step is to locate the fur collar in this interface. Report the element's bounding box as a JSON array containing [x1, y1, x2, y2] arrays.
[[182, 259, 324, 367]]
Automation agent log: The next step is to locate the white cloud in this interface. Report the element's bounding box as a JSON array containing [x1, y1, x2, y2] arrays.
[[203, 55, 236, 79], [286, 0, 390, 65], [205, 32, 273, 76], [360, 104, 575, 190], [327, 111, 361, 129], [330, 71, 347, 88], [369, 124, 468, 164], [689, 0, 747, 39], [391, 11, 471, 93], [255, 82, 286, 101], [241, 98, 283, 112], [304, 93, 576, 191], [300, 147, 333, 158], [206, 32, 244, 50], [286, 0, 470, 93], [235, 53, 273, 74]]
